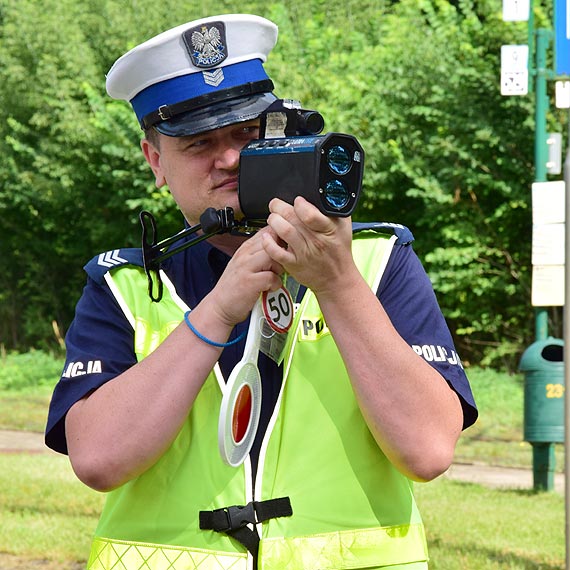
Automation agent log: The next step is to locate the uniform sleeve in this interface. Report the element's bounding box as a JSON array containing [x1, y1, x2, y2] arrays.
[[378, 243, 478, 429], [45, 277, 137, 454]]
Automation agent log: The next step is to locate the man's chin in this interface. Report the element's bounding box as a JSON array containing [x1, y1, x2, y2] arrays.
[[184, 202, 242, 226], [212, 198, 242, 219]]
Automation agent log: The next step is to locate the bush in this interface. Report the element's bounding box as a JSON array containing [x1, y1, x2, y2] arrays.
[[0, 351, 64, 391]]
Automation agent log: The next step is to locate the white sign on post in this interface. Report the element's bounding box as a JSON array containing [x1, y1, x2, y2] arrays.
[[500, 45, 529, 96], [532, 265, 565, 306], [555, 81, 570, 109], [503, 0, 530, 21], [532, 181, 566, 224], [531, 181, 566, 307], [532, 224, 565, 265]]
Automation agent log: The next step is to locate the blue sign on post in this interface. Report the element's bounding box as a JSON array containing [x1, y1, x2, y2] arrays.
[[555, 0, 570, 75]]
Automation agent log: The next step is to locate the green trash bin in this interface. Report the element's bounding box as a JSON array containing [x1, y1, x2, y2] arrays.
[[519, 337, 564, 444]]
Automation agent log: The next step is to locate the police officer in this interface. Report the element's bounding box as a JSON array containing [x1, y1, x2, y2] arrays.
[[46, 14, 477, 570]]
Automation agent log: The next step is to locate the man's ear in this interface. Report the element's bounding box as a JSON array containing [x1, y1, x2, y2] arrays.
[[141, 138, 166, 188]]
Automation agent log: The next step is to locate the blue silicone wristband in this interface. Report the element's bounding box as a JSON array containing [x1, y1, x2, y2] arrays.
[[184, 311, 246, 348]]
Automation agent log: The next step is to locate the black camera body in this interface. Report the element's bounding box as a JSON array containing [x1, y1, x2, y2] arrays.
[[238, 100, 364, 221]]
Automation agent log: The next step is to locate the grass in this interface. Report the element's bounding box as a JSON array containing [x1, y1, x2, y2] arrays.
[[0, 385, 54, 432], [416, 478, 564, 569], [454, 367, 565, 472], [0, 350, 64, 391], [0, 453, 104, 566], [0, 453, 564, 569], [0, 356, 566, 568], [0, 350, 63, 433]]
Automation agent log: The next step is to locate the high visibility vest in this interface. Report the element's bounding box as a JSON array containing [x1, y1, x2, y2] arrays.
[[87, 230, 428, 570]]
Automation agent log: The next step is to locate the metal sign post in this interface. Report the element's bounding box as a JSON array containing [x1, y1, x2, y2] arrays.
[[534, 28, 552, 347], [554, 0, 570, 565], [563, 113, 570, 570]]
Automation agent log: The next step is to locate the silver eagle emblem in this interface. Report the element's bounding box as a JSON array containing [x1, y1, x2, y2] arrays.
[[184, 23, 227, 68]]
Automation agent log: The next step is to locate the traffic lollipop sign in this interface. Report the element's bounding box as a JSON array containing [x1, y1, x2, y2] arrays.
[[218, 298, 264, 466]]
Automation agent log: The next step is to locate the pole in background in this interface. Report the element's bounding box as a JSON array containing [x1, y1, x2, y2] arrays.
[[563, 107, 570, 570], [532, 28, 556, 491]]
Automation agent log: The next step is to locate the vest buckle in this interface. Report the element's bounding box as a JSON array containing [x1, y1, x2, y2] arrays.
[[199, 497, 292, 566], [220, 503, 257, 531]]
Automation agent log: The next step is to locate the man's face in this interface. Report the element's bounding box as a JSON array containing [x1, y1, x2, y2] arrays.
[[141, 120, 260, 225]]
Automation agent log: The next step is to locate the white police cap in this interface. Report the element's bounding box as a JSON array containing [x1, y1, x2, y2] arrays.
[[106, 14, 278, 136]]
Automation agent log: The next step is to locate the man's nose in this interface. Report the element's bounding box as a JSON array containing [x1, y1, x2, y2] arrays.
[[214, 143, 241, 170]]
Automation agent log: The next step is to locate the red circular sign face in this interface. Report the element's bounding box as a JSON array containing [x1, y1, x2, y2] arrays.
[[232, 384, 252, 444], [218, 366, 262, 467], [262, 287, 294, 333]]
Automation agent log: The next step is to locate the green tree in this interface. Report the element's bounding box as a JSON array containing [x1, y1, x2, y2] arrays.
[[0, 0, 559, 370], [263, 0, 541, 367], [355, 0, 537, 367]]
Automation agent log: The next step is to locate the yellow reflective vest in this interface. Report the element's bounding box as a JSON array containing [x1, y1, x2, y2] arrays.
[[87, 230, 428, 570]]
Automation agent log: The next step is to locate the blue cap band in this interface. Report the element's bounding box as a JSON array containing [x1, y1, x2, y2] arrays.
[[131, 59, 269, 124]]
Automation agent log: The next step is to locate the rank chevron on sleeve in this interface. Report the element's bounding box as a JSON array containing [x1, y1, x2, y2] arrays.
[[98, 249, 129, 268]]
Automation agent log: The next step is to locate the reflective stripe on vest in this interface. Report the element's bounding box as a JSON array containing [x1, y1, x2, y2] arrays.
[[89, 232, 428, 570], [260, 524, 427, 569], [88, 536, 247, 570]]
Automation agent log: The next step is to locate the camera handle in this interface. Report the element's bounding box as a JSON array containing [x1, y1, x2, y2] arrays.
[[140, 206, 267, 302], [140, 207, 238, 302]]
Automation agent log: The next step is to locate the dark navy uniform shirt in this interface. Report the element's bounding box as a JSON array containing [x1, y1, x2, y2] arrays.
[[46, 227, 478, 475]]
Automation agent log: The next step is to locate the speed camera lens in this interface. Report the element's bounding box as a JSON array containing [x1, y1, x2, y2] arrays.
[[327, 145, 351, 175], [323, 180, 350, 210]]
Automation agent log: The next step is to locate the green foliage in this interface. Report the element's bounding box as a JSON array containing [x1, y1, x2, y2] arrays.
[[0, 0, 564, 369], [264, 0, 555, 369], [0, 0, 188, 350], [340, 0, 536, 368], [0, 351, 64, 391]]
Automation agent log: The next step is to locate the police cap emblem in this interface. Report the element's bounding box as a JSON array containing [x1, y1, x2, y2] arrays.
[[183, 21, 227, 69]]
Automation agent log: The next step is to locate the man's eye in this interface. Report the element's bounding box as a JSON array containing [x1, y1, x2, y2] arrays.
[[186, 138, 209, 149]]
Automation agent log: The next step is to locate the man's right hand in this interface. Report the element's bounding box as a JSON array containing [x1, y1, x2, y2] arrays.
[[208, 227, 284, 327]]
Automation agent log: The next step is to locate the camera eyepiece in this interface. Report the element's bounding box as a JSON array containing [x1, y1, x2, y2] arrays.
[[259, 99, 325, 139], [296, 111, 325, 136]]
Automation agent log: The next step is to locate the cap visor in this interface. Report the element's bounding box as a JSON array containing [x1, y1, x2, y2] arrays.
[[155, 92, 277, 137]]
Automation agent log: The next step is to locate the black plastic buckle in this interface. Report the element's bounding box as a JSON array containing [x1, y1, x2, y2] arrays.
[[217, 503, 257, 532]]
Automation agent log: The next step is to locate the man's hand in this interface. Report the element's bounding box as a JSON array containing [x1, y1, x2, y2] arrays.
[[208, 227, 284, 327], [261, 197, 355, 294]]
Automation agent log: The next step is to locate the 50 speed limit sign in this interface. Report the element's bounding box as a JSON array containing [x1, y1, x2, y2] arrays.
[[262, 286, 294, 333]]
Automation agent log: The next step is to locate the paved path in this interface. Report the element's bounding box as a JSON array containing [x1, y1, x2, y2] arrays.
[[0, 430, 565, 493], [444, 461, 565, 493], [0, 429, 53, 454]]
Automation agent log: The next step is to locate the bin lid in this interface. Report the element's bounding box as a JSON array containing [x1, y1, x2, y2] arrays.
[[519, 337, 564, 371]]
